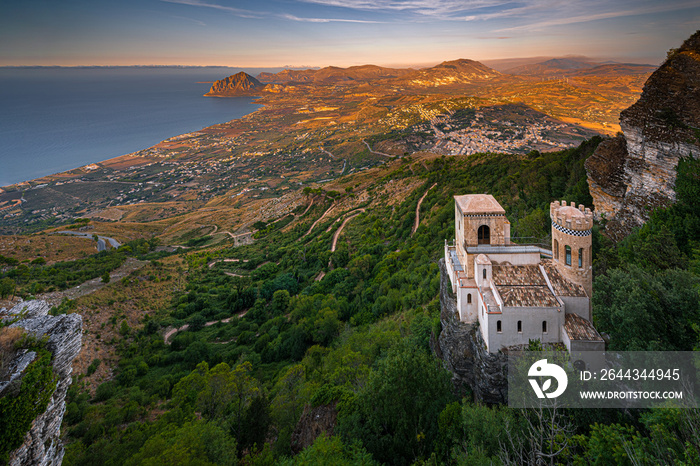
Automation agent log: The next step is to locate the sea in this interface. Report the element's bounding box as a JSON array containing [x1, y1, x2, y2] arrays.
[[0, 66, 278, 187]]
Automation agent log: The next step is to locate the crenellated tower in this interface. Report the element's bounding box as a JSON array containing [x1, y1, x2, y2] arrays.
[[550, 200, 593, 312]]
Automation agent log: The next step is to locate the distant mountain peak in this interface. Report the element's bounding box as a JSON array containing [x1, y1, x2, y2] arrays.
[[205, 72, 264, 96]]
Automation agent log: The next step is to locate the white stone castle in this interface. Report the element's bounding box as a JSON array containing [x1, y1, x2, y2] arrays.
[[444, 194, 604, 353]]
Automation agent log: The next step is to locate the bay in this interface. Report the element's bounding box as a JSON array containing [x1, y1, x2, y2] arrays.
[[0, 67, 274, 187]]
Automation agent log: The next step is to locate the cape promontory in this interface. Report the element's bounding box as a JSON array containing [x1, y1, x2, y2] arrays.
[[204, 72, 265, 96], [586, 30, 700, 240]]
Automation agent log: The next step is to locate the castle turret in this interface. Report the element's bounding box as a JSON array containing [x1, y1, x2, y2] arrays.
[[550, 200, 593, 310]]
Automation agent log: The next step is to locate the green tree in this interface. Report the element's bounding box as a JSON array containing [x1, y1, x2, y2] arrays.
[[271, 289, 291, 316], [0, 277, 14, 299], [338, 341, 454, 465], [125, 420, 237, 466], [593, 266, 700, 350], [278, 434, 379, 466]]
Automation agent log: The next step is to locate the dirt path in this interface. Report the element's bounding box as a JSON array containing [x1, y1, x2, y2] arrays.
[[331, 209, 365, 252], [362, 140, 396, 158], [302, 203, 336, 238], [411, 183, 437, 236], [163, 310, 249, 345], [318, 146, 336, 159], [299, 200, 314, 217], [208, 258, 247, 268], [38, 257, 148, 306]]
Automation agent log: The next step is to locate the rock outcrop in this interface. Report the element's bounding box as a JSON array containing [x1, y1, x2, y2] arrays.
[[586, 31, 700, 240], [290, 402, 338, 454], [204, 72, 265, 97], [0, 300, 82, 466], [435, 260, 507, 404]]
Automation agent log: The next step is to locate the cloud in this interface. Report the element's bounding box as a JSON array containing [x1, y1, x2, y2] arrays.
[[162, 0, 383, 23], [295, 0, 510, 19], [280, 13, 382, 23], [296, 0, 700, 26], [160, 0, 262, 19], [495, 0, 700, 32]]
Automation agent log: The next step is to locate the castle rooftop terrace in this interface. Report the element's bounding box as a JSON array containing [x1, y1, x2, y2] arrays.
[[466, 244, 552, 257]]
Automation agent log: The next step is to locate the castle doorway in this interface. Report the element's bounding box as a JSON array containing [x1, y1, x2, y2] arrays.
[[478, 225, 490, 245]]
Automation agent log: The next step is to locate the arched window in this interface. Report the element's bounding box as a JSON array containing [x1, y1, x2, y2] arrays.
[[542, 321, 548, 333], [565, 246, 571, 266], [478, 225, 490, 245], [467, 294, 472, 304], [553, 239, 559, 260], [578, 248, 583, 268], [517, 320, 522, 333], [497, 320, 502, 333], [483, 269, 487, 280]]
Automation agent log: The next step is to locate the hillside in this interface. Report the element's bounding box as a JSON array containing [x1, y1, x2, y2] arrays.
[[257, 65, 413, 84], [504, 58, 656, 77], [2, 35, 700, 465], [204, 72, 265, 96], [2, 128, 698, 464]]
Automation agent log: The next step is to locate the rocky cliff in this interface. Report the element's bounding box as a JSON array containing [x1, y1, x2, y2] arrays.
[[291, 402, 338, 454], [586, 31, 700, 240], [434, 260, 507, 404], [0, 301, 82, 466], [205, 72, 265, 96]]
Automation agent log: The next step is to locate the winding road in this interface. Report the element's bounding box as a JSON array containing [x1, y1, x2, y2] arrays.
[[303, 203, 336, 238], [54, 231, 121, 252], [331, 209, 365, 252], [411, 183, 437, 236], [362, 140, 396, 158], [163, 311, 248, 344]]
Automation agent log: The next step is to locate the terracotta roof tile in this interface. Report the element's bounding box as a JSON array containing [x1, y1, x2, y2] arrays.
[[497, 285, 560, 308], [541, 260, 587, 297], [564, 313, 603, 341]]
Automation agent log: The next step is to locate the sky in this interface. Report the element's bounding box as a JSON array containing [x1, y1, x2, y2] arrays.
[[1, 0, 698, 67]]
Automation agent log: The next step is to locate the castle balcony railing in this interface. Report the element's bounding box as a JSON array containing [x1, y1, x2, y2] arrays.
[[466, 243, 553, 258]]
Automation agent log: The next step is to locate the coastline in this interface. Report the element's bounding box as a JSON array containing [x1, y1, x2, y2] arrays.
[[1, 99, 265, 190], [0, 67, 269, 188]]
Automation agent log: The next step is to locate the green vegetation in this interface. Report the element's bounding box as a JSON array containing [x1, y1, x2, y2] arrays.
[[2, 137, 694, 465], [0, 332, 57, 464], [0, 238, 160, 296], [593, 156, 700, 351]]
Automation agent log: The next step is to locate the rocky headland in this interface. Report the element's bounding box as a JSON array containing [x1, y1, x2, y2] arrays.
[[204, 72, 265, 97], [586, 30, 700, 240], [0, 301, 82, 466]]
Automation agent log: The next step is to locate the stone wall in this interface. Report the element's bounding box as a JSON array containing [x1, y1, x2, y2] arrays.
[[434, 259, 507, 404], [1, 301, 82, 466]]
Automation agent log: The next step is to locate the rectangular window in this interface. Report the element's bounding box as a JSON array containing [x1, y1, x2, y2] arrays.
[[542, 321, 548, 333], [565, 246, 571, 266], [578, 248, 583, 268], [497, 320, 502, 333], [517, 320, 522, 333]]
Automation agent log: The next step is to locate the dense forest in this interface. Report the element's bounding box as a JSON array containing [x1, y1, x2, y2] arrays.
[[2, 137, 700, 465]]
